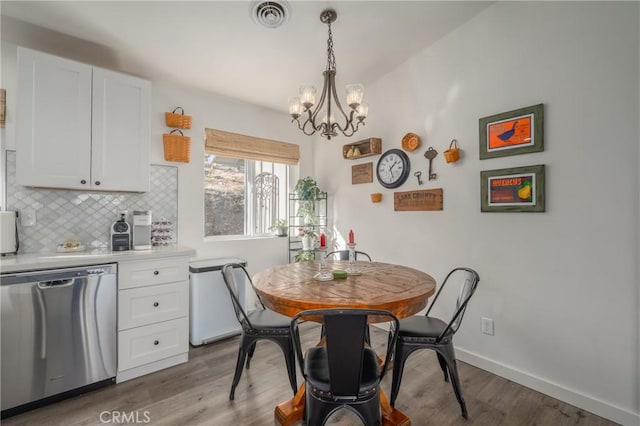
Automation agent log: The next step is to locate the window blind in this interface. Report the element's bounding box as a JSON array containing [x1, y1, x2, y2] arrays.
[[205, 128, 300, 165]]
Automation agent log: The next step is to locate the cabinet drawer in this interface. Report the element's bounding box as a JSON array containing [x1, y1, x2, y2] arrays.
[[119, 281, 188, 330], [119, 257, 188, 289], [118, 317, 188, 371]]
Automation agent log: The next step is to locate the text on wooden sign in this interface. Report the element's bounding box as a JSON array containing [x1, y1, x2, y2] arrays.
[[394, 188, 443, 211], [352, 163, 373, 184]]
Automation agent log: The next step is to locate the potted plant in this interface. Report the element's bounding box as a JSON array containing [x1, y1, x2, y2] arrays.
[[294, 250, 316, 262], [270, 219, 288, 237], [299, 227, 318, 251], [295, 176, 322, 201], [295, 177, 322, 225]]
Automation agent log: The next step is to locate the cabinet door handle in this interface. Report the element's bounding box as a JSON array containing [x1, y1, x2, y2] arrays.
[[153, 270, 159, 275], [95, 181, 101, 186], [80, 179, 87, 185], [153, 302, 159, 307], [154, 340, 159, 346]]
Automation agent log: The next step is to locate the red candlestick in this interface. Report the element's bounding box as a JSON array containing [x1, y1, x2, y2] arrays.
[[320, 233, 326, 248], [348, 229, 355, 244]]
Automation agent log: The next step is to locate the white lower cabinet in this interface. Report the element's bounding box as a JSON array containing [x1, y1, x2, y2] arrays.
[[118, 317, 189, 372], [117, 256, 189, 382], [119, 281, 188, 330]]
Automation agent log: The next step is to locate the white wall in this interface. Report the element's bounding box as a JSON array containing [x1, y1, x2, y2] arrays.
[[0, 20, 314, 277], [315, 2, 639, 424], [151, 81, 313, 275]]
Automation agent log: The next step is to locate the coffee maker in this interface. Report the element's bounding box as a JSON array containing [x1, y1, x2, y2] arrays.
[[132, 210, 152, 250], [110, 212, 131, 251]]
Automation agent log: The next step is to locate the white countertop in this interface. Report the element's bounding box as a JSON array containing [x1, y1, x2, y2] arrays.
[[0, 245, 196, 274]]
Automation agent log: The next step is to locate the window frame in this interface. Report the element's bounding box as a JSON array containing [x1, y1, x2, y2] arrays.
[[203, 155, 290, 241]]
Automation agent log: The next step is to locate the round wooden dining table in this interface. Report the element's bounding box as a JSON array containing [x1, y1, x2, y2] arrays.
[[252, 260, 437, 426]]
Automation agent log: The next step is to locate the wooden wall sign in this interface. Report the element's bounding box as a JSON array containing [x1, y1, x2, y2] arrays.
[[394, 188, 443, 211], [352, 162, 373, 184]]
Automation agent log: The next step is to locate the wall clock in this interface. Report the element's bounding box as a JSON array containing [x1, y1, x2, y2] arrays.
[[376, 149, 411, 189]]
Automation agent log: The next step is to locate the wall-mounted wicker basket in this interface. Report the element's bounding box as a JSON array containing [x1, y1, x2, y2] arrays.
[[165, 106, 192, 129], [163, 129, 191, 163], [443, 139, 460, 163]]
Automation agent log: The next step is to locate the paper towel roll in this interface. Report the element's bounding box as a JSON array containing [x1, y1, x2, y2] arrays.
[[0, 211, 18, 255]]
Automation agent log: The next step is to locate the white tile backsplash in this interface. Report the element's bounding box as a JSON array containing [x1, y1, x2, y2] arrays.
[[5, 151, 178, 253]]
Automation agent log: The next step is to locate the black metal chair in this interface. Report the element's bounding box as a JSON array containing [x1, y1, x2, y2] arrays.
[[291, 308, 399, 426], [321, 250, 372, 344], [390, 267, 480, 418], [325, 249, 372, 261], [221, 263, 298, 400]]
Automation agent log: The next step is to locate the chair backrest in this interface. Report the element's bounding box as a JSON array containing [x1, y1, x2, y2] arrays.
[[221, 263, 259, 330], [325, 250, 372, 261], [425, 267, 480, 341], [291, 308, 399, 397]]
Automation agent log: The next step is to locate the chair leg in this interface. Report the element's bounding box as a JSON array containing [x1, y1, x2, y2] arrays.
[[353, 394, 381, 426], [390, 342, 411, 407], [436, 352, 449, 382], [229, 337, 250, 400], [283, 342, 298, 395], [246, 341, 257, 369], [306, 392, 333, 426], [438, 346, 468, 419]]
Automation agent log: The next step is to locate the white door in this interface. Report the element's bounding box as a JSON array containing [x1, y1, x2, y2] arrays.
[[16, 48, 92, 189], [92, 68, 150, 192]]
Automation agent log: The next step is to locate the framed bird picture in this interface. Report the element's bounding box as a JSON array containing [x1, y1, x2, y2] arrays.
[[479, 104, 544, 159]]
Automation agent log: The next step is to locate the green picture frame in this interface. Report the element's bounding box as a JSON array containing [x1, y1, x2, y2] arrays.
[[479, 104, 544, 159], [481, 165, 545, 212]]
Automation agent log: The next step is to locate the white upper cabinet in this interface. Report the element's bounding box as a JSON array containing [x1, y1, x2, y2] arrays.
[[16, 47, 151, 192], [16, 48, 93, 190], [92, 68, 150, 192]]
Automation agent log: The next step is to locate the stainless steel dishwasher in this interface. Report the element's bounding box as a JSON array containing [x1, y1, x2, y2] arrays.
[[1, 264, 117, 418]]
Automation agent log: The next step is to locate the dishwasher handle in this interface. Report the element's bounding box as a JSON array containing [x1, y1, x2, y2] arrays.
[[37, 279, 75, 288]]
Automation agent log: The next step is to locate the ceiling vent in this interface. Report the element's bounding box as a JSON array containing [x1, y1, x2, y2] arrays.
[[251, 1, 290, 29]]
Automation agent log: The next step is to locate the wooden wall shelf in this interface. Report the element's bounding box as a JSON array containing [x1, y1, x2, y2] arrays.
[[342, 138, 382, 160]]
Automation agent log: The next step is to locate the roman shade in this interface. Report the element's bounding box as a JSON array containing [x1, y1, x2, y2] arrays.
[[205, 128, 300, 165]]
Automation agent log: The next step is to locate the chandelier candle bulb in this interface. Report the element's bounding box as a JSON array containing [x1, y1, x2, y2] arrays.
[[320, 233, 326, 248], [289, 97, 303, 118], [346, 84, 364, 108], [322, 113, 335, 126], [349, 229, 355, 244], [300, 85, 317, 109], [356, 102, 369, 120]]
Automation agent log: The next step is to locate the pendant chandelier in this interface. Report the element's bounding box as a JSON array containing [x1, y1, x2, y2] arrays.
[[288, 9, 368, 140]]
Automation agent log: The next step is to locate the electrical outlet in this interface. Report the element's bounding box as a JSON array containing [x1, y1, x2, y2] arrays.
[[21, 209, 36, 227], [481, 317, 494, 336]]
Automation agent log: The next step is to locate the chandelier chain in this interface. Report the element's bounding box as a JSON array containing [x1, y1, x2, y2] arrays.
[[326, 22, 336, 71]]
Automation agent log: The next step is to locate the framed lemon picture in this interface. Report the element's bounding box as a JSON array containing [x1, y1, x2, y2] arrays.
[[481, 165, 545, 212], [479, 104, 544, 159]]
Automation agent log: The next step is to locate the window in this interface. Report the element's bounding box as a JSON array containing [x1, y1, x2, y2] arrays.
[[204, 155, 289, 237], [203, 128, 299, 238]]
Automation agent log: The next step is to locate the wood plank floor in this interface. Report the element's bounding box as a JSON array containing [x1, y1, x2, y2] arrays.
[[3, 323, 617, 426]]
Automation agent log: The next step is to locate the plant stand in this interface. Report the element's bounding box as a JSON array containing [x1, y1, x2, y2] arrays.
[[288, 192, 327, 263]]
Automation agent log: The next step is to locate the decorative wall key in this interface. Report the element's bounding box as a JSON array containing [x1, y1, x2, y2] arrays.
[[424, 147, 438, 180], [414, 171, 423, 185]]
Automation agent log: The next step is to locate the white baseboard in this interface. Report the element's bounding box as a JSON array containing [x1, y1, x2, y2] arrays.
[[456, 348, 640, 426]]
